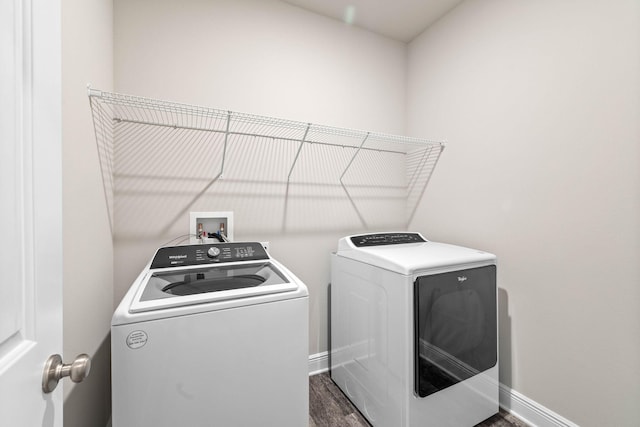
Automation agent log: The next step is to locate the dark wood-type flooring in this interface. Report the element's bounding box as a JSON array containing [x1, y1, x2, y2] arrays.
[[309, 373, 529, 427]]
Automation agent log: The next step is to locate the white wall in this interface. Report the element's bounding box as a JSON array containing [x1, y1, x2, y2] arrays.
[[61, 0, 113, 425], [407, 1, 640, 426], [113, 0, 406, 356], [114, 0, 405, 131]]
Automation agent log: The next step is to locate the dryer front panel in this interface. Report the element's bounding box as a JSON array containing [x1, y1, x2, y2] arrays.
[[414, 265, 497, 398]]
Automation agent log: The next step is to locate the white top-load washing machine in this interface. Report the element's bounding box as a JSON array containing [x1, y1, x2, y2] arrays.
[[331, 232, 498, 427], [111, 242, 308, 427]]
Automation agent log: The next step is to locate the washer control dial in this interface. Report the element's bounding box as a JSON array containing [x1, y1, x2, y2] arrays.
[[207, 246, 221, 258]]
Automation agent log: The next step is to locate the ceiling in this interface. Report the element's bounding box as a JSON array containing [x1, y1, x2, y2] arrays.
[[281, 0, 465, 42]]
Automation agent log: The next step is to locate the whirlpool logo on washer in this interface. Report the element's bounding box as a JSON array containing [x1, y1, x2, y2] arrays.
[[457, 276, 468, 283], [126, 330, 148, 349]]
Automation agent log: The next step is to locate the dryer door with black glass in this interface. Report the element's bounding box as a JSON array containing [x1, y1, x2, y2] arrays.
[[414, 265, 497, 397]]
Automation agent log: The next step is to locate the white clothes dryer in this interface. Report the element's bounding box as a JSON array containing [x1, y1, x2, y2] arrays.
[[330, 232, 498, 427], [111, 242, 308, 427]]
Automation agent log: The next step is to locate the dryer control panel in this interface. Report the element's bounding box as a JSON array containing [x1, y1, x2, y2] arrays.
[[150, 242, 269, 269], [350, 232, 426, 247]]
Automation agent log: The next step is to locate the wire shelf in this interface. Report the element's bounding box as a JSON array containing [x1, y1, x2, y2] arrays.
[[88, 88, 445, 235]]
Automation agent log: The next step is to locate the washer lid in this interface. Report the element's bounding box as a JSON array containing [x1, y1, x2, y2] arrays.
[[128, 260, 299, 313], [125, 242, 304, 314], [336, 232, 495, 275]]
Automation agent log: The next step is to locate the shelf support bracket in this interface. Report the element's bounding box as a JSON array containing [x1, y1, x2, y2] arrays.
[[219, 111, 231, 178], [339, 132, 370, 228], [282, 123, 311, 231], [162, 111, 231, 233], [287, 123, 311, 182]]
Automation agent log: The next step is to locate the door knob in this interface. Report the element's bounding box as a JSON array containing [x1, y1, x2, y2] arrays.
[[42, 353, 91, 393]]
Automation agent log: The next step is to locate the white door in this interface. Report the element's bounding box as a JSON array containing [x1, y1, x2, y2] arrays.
[[0, 0, 64, 426]]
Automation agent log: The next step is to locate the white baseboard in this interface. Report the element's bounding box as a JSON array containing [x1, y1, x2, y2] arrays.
[[499, 384, 579, 427], [308, 351, 329, 376], [308, 352, 578, 427]]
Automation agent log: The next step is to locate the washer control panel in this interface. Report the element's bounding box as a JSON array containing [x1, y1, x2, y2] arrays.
[[350, 232, 426, 247], [151, 242, 268, 269]]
